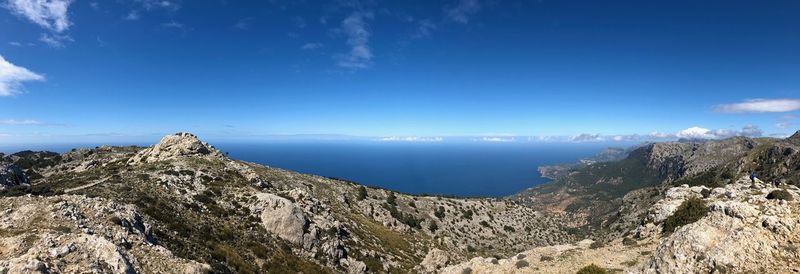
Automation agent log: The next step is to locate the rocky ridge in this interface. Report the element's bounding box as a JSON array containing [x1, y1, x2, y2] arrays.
[[442, 176, 800, 273], [0, 132, 575, 273]]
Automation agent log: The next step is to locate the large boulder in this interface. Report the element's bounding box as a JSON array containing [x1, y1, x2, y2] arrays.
[[420, 248, 450, 273], [255, 193, 310, 245], [128, 133, 224, 164]]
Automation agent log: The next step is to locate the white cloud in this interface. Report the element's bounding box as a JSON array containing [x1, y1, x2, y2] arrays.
[[380, 136, 443, 142], [714, 99, 800, 113], [301, 42, 324, 50], [135, 0, 179, 11], [676, 125, 763, 140], [0, 119, 42, 125], [776, 122, 793, 129], [479, 137, 516, 142], [4, 0, 73, 32], [336, 12, 373, 69], [8, 41, 22, 46], [648, 131, 675, 139], [571, 133, 604, 142], [445, 0, 480, 24], [0, 54, 45, 96], [162, 20, 186, 29], [676, 126, 716, 139], [412, 19, 436, 38], [124, 10, 140, 20], [38, 33, 71, 47]]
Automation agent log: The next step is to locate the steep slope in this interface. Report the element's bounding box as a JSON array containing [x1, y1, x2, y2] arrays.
[[443, 176, 800, 273], [0, 133, 574, 273], [510, 136, 771, 239]]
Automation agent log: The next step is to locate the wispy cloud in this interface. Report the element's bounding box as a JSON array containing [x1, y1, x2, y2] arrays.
[[479, 136, 517, 142], [379, 136, 443, 142], [301, 42, 324, 50], [336, 12, 374, 69], [412, 19, 437, 38], [714, 99, 800, 113], [5, 0, 74, 47], [4, 0, 73, 32], [8, 41, 22, 47], [0, 119, 43, 125], [0, 54, 45, 97], [135, 0, 180, 12], [162, 20, 186, 30], [125, 0, 181, 21], [38, 33, 72, 48], [676, 125, 762, 139], [234, 17, 254, 30], [124, 10, 140, 20], [445, 0, 481, 24]]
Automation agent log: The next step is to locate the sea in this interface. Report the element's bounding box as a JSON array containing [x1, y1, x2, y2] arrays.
[[1, 141, 617, 197]]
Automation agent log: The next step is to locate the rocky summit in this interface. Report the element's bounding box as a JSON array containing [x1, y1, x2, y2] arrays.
[[1, 131, 800, 273]]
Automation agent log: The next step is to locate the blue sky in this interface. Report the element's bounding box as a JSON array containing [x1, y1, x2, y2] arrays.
[[0, 0, 799, 144]]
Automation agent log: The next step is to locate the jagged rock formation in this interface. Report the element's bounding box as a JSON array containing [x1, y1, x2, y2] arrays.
[[128, 132, 224, 164]]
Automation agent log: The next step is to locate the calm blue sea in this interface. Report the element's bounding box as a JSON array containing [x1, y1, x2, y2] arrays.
[[1, 141, 612, 197], [216, 142, 609, 197]]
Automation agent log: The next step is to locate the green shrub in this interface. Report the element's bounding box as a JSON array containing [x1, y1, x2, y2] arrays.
[[700, 188, 711, 198], [386, 192, 396, 206], [503, 225, 516, 232], [540, 255, 554, 261], [622, 237, 636, 246], [356, 186, 367, 201], [461, 210, 473, 220], [428, 221, 438, 232], [479, 221, 490, 227], [663, 197, 708, 233], [515, 260, 529, 269], [766, 190, 794, 201], [434, 206, 446, 219], [576, 264, 608, 274], [589, 241, 604, 249]]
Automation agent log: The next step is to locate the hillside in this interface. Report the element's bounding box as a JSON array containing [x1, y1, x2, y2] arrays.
[[1, 131, 799, 273], [0, 133, 575, 273]]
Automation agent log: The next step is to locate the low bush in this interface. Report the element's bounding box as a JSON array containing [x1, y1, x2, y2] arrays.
[[434, 206, 446, 219], [576, 264, 608, 274], [515, 260, 529, 269], [663, 197, 708, 233], [767, 189, 794, 201], [589, 241, 605, 249], [622, 237, 636, 246], [356, 186, 367, 201]]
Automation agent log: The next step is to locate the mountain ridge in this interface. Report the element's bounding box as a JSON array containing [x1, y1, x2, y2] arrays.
[[1, 131, 799, 273]]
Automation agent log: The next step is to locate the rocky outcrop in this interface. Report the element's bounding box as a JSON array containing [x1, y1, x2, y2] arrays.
[[420, 248, 450, 273], [0, 163, 28, 189], [0, 195, 209, 274], [444, 176, 800, 273], [253, 193, 311, 246], [637, 178, 800, 273], [128, 132, 224, 164]]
